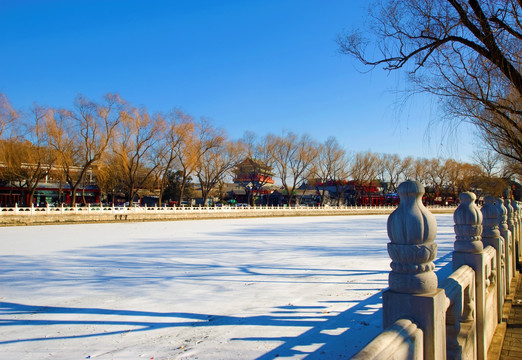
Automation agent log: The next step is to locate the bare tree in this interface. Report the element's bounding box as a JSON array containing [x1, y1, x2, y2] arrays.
[[112, 105, 164, 205], [455, 162, 483, 194], [271, 133, 318, 205], [473, 148, 502, 177], [350, 152, 381, 204], [339, 0, 522, 166], [173, 117, 223, 205], [501, 156, 522, 182], [150, 110, 195, 206], [196, 139, 244, 205], [424, 158, 453, 204], [312, 137, 347, 205], [473, 148, 510, 195], [235, 133, 278, 206], [330, 152, 351, 206], [93, 153, 125, 205], [0, 93, 19, 139], [6, 106, 57, 205], [379, 154, 413, 193], [405, 158, 430, 184], [45, 94, 123, 205]]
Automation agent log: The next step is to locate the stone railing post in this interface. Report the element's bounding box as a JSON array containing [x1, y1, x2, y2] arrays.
[[517, 201, 522, 267], [517, 201, 522, 259], [383, 180, 446, 360], [453, 192, 487, 360], [511, 199, 521, 267], [481, 196, 504, 320], [505, 199, 516, 282], [496, 198, 513, 289]]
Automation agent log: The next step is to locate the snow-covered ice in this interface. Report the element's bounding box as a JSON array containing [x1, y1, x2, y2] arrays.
[[0, 214, 456, 359]]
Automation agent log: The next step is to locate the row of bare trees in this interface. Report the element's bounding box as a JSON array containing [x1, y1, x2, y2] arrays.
[[239, 133, 511, 206], [0, 93, 513, 207], [0, 94, 240, 206]]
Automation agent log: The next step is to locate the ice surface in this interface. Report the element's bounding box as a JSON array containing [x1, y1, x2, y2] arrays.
[[0, 214, 455, 359]]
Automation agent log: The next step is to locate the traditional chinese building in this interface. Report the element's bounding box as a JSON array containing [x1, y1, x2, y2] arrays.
[[232, 158, 275, 186]]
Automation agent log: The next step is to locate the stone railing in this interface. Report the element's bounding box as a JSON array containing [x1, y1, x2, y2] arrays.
[[440, 265, 476, 359], [0, 203, 456, 225], [0, 203, 404, 215], [353, 180, 521, 360], [351, 319, 424, 359]]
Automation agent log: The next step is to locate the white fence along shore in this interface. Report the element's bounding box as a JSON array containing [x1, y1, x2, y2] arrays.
[[0, 203, 456, 225]]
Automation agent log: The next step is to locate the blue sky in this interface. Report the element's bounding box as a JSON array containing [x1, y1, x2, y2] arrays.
[[0, 0, 475, 161]]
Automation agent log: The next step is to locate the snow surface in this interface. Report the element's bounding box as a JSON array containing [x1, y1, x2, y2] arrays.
[[0, 214, 456, 360]]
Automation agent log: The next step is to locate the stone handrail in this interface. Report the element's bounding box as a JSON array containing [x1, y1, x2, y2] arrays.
[[352, 319, 424, 360], [441, 265, 476, 359]]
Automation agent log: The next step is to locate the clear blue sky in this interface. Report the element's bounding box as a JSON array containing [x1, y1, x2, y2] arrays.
[[0, 0, 475, 161]]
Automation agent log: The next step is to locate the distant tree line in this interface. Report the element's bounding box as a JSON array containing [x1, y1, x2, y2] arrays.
[[0, 93, 515, 206]]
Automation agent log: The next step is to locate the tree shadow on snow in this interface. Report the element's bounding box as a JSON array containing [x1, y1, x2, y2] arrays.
[[0, 291, 383, 359], [0, 255, 453, 359], [0, 215, 455, 358]]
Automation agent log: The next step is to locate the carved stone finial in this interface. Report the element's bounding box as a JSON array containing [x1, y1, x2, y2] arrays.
[[387, 180, 438, 294], [454, 192, 483, 253], [505, 199, 514, 226], [481, 196, 501, 244], [511, 199, 519, 217], [496, 198, 509, 233]]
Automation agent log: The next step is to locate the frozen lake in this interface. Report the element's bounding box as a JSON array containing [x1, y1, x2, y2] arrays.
[[0, 214, 456, 359]]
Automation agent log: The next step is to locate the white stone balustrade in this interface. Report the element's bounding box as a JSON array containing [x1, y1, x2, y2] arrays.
[[383, 181, 446, 360], [505, 199, 516, 285], [481, 196, 505, 319], [440, 265, 476, 359], [512, 200, 521, 267], [453, 192, 491, 359], [353, 182, 513, 360], [0, 203, 457, 226], [496, 197, 513, 290]]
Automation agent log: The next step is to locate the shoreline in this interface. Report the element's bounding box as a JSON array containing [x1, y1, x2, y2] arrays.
[[0, 207, 455, 226]]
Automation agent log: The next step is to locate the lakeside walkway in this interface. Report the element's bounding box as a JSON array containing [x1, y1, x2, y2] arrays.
[[500, 270, 522, 359]]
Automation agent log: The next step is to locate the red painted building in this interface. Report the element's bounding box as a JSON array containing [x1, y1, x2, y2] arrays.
[[233, 158, 275, 185], [0, 182, 101, 206]]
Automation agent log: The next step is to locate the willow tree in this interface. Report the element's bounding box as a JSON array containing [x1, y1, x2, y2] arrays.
[[350, 152, 381, 204], [44, 94, 123, 205], [195, 139, 244, 206], [12, 106, 56, 205], [152, 110, 195, 206], [172, 117, 223, 205], [112, 105, 164, 205], [311, 137, 347, 206], [0, 93, 18, 139], [270, 133, 318, 206], [339, 0, 522, 167]]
